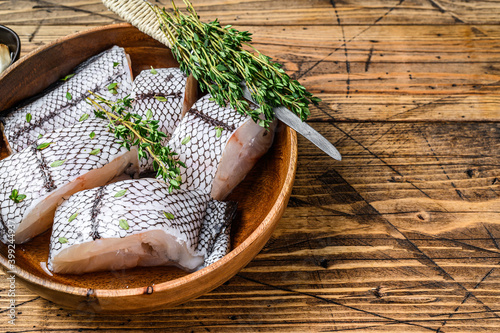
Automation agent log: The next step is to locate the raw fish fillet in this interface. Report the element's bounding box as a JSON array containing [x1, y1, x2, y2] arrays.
[[48, 178, 237, 274], [131, 67, 187, 171], [0, 119, 139, 244], [1, 46, 133, 153], [167, 94, 276, 200]]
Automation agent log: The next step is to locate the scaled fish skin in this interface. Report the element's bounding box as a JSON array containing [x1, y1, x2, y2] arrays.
[[167, 94, 276, 200], [1, 46, 133, 153], [131, 67, 187, 172], [0, 119, 139, 244], [48, 178, 236, 274]]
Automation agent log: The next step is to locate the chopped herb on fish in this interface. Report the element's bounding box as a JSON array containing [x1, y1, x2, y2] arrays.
[[50, 160, 66, 167], [163, 212, 175, 220], [9, 189, 26, 203], [150, 66, 158, 74], [154, 95, 168, 102], [215, 126, 223, 138], [107, 82, 118, 95], [114, 189, 127, 197], [146, 109, 153, 120], [113, 62, 120, 68], [26, 113, 32, 123], [79, 113, 89, 122], [89, 148, 100, 155], [68, 211, 79, 222], [119, 219, 129, 230], [60, 73, 75, 82], [37, 133, 43, 139], [181, 136, 190, 145], [58, 237, 68, 244], [66, 92, 72, 100], [89, 131, 95, 139], [36, 142, 52, 150], [87, 93, 185, 192]]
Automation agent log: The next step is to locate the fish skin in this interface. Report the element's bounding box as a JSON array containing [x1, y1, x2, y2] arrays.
[[165, 94, 248, 194], [2, 46, 133, 153], [197, 199, 237, 268], [0, 118, 139, 244], [48, 178, 237, 274], [131, 67, 187, 171]]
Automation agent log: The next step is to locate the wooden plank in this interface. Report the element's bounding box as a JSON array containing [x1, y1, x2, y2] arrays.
[[3, 0, 500, 26]]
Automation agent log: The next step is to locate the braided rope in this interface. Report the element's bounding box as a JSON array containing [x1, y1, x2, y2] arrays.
[[102, 0, 174, 48]]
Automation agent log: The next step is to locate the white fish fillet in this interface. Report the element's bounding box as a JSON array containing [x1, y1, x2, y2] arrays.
[[2, 46, 133, 153], [167, 94, 276, 200], [131, 67, 187, 171], [48, 178, 237, 274], [0, 119, 139, 244]]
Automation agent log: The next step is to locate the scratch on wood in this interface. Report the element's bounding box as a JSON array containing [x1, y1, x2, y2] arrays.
[[365, 46, 374, 72], [32, 0, 122, 22], [296, 0, 405, 80], [237, 274, 437, 331], [330, 0, 350, 97], [28, 20, 44, 42]]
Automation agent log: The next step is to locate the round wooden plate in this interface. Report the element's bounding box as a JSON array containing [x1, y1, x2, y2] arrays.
[[0, 23, 297, 313]]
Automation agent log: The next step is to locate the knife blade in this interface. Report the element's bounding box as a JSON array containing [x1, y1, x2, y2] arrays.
[[241, 85, 342, 161]]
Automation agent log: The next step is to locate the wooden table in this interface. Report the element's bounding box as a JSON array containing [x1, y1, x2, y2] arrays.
[[1, 0, 500, 331]]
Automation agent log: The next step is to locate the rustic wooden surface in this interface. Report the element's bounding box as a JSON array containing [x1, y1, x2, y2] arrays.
[[1, 0, 500, 331]]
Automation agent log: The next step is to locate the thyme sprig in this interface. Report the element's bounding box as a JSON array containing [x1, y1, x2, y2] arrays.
[[87, 93, 185, 192], [151, 0, 321, 128]]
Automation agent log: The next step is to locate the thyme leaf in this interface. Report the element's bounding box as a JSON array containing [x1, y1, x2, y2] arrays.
[[119, 219, 129, 230], [36, 142, 52, 150], [50, 160, 66, 167], [9, 189, 26, 203]]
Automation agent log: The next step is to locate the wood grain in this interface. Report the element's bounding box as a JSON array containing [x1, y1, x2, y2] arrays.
[[1, 0, 500, 331]]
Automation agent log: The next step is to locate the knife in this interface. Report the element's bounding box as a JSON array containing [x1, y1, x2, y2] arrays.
[[241, 85, 342, 161]]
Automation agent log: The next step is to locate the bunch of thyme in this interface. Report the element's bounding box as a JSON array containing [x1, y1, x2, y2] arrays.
[[151, 0, 321, 128], [87, 93, 185, 192]]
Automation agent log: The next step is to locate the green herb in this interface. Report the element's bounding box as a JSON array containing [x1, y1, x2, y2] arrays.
[[107, 82, 118, 95], [154, 95, 167, 102], [9, 189, 26, 203], [113, 62, 120, 68], [89, 148, 100, 155], [215, 126, 223, 138], [50, 160, 66, 167], [26, 113, 32, 123], [87, 93, 185, 192], [36, 142, 52, 150], [58, 237, 68, 244], [68, 211, 79, 222], [181, 135, 190, 145], [89, 131, 95, 139], [151, 0, 321, 128], [66, 92, 72, 100], [150, 66, 158, 74], [119, 219, 129, 230], [146, 109, 153, 120], [60, 74, 75, 81], [114, 189, 127, 197], [79, 113, 89, 122], [163, 212, 175, 220], [37, 133, 43, 139]]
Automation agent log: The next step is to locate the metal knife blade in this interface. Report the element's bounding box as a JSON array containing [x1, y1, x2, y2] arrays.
[[241, 85, 342, 161]]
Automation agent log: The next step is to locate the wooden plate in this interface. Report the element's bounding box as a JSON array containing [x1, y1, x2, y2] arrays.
[[0, 23, 297, 313]]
